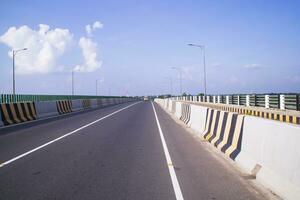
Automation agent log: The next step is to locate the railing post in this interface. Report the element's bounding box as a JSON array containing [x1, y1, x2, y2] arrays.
[[265, 95, 270, 109], [206, 95, 210, 102], [213, 96, 216, 103], [246, 95, 250, 107], [226, 95, 229, 104], [280, 94, 285, 110], [237, 95, 240, 106]]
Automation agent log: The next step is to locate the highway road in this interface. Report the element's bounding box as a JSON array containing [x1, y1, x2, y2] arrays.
[[0, 101, 268, 200]]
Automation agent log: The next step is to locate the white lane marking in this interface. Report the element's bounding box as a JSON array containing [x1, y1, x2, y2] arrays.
[[151, 102, 184, 200], [0, 102, 141, 168]]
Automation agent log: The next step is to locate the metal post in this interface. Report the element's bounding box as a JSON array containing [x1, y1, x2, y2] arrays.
[[203, 46, 207, 95], [12, 48, 28, 96], [96, 80, 98, 96], [188, 44, 207, 95], [72, 70, 74, 95], [12, 51, 15, 96]]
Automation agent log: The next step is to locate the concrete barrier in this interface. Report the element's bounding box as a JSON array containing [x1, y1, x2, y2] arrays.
[[36, 101, 59, 119], [0, 108, 3, 127], [0, 98, 136, 128], [57, 100, 72, 114], [71, 100, 83, 112], [180, 103, 191, 125], [236, 117, 300, 200], [82, 99, 92, 109], [189, 104, 207, 135], [175, 102, 182, 119], [0, 102, 37, 126], [90, 99, 97, 108], [155, 98, 300, 200]]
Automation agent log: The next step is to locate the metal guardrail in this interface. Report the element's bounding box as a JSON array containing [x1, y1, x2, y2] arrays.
[[0, 94, 130, 103], [172, 93, 300, 111]]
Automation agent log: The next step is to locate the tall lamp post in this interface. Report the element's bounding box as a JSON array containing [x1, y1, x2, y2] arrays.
[[188, 43, 207, 95], [96, 79, 100, 96], [171, 67, 182, 95], [165, 77, 173, 96], [72, 69, 75, 95], [12, 48, 28, 95]]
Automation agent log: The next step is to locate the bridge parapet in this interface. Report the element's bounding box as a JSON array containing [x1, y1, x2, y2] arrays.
[[172, 93, 300, 111]]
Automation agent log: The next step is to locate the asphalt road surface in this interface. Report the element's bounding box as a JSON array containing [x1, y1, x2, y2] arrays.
[[0, 101, 269, 200]]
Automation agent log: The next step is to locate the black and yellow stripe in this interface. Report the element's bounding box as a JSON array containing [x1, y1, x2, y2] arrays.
[[82, 99, 91, 109], [0, 102, 37, 126], [200, 103, 300, 125], [203, 108, 244, 160], [56, 100, 72, 114]]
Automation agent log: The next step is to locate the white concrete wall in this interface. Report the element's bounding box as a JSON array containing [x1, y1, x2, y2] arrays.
[[72, 100, 83, 111], [91, 99, 97, 108], [175, 102, 182, 119], [35, 101, 58, 119], [168, 100, 173, 112], [189, 104, 207, 136], [236, 116, 300, 200]]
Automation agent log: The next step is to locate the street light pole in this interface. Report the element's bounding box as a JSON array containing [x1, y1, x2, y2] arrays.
[[165, 77, 173, 95], [72, 69, 74, 95], [96, 79, 100, 96], [171, 67, 182, 95], [12, 48, 27, 95], [188, 43, 207, 95]]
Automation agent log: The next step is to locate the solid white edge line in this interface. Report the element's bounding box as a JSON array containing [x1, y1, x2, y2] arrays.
[[0, 101, 141, 168], [151, 102, 184, 200]]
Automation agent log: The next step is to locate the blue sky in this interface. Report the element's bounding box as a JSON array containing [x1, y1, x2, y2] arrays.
[[0, 0, 299, 96]]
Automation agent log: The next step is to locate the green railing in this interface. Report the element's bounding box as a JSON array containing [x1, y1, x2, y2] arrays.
[[172, 93, 300, 111], [0, 94, 129, 104]]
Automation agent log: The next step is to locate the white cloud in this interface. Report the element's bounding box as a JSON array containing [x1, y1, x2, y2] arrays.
[[243, 63, 262, 69], [74, 37, 101, 72], [0, 24, 73, 74], [93, 21, 103, 29], [75, 20, 103, 72], [85, 21, 103, 36], [85, 25, 92, 36]]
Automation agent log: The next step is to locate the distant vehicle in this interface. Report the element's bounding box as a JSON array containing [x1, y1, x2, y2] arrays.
[[143, 96, 149, 101]]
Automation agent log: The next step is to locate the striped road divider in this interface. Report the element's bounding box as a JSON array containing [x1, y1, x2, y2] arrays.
[[82, 99, 92, 109], [179, 103, 191, 125], [203, 108, 244, 160], [56, 100, 72, 114], [0, 102, 37, 126], [218, 104, 300, 125]]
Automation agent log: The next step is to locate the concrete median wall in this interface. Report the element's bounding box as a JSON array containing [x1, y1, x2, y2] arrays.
[[36, 101, 58, 119], [155, 98, 300, 200], [71, 100, 83, 112], [0, 97, 136, 128]]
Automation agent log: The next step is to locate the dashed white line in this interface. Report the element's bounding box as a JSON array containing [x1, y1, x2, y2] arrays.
[[151, 102, 184, 200], [0, 101, 141, 168]]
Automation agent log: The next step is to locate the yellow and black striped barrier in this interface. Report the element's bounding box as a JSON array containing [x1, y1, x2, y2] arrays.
[[203, 109, 244, 160], [219, 105, 300, 125], [56, 100, 72, 114], [82, 99, 91, 109], [183, 101, 300, 126], [0, 102, 37, 126]]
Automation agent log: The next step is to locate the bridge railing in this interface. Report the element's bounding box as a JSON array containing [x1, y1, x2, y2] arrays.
[[0, 94, 129, 104], [171, 93, 300, 111]]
